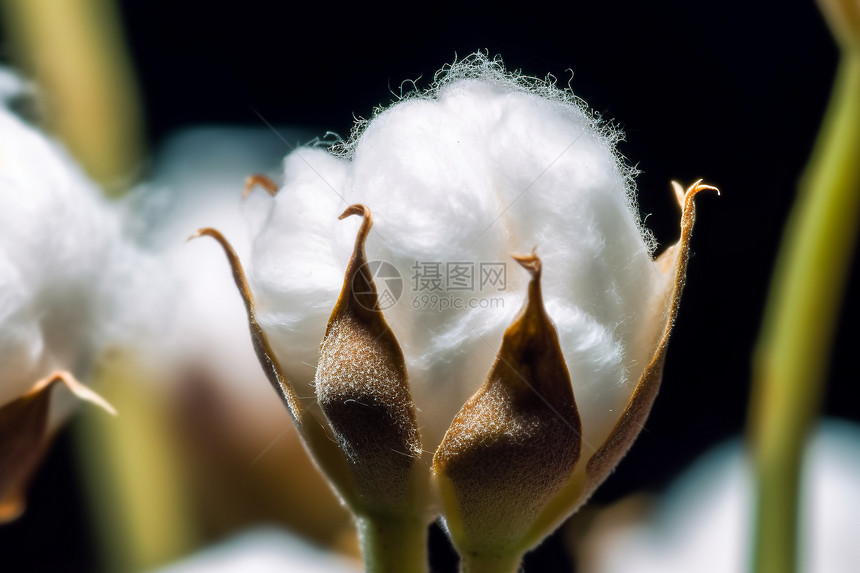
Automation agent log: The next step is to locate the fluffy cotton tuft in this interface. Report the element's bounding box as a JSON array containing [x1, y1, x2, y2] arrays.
[[246, 53, 665, 451], [125, 126, 305, 412], [0, 70, 159, 409]]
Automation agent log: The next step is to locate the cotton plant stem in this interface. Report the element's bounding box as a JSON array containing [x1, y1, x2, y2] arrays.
[[748, 49, 860, 573], [74, 352, 200, 572], [356, 514, 429, 573], [458, 553, 524, 573]]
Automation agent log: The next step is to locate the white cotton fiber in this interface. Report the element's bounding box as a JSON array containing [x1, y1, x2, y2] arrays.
[[0, 70, 160, 409], [125, 126, 309, 415], [246, 53, 665, 450]]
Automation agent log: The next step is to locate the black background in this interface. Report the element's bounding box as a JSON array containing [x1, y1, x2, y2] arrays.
[[2, 0, 857, 571]]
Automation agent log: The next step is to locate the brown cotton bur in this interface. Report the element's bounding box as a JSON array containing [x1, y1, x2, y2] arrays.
[[433, 253, 582, 560], [0, 371, 115, 522], [315, 205, 424, 518]]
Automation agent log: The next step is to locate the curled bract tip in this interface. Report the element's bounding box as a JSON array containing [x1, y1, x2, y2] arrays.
[[686, 179, 720, 198], [671, 179, 720, 207], [338, 203, 369, 220], [339, 204, 373, 249], [187, 227, 217, 242], [242, 174, 279, 198], [512, 251, 542, 279]]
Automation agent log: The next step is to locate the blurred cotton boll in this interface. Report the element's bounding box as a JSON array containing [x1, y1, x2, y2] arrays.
[[0, 68, 157, 414], [246, 53, 664, 452], [578, 419, 860, 573], [126, 127, 290, 397], [0, 68, 158, 519], [2, 73, 104, 404]]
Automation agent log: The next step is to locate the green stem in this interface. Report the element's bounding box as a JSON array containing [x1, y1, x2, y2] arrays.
[[74, 353, 199, 572], [356, 514, 428, 573], [458, 552, 524, 573], [748, 50, 860, 573]]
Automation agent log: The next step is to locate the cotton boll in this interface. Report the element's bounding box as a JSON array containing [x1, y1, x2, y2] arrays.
[[0, 75, 154, 409], [0, 70, 175, 523], [247, 54, 661, 450]]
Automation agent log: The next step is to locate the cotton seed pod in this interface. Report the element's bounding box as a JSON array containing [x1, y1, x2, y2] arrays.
[[198, 54, 718, 565], [240, 54, 710, 473], [315, 205, 424, 517], [433, 181, 716, 563], [434, 252, 582, 562]]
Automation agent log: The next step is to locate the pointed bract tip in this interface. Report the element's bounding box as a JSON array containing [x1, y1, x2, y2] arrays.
[[30, 371, 117, 416], [58, 373, 117, 416], [512, 250, 542, 279], [316, 201, 423, 516]]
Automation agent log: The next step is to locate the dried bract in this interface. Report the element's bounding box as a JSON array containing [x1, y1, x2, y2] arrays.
[[315, 205, 423, 516], [434, 253, 581, 560], [0, 372, 114, 522]]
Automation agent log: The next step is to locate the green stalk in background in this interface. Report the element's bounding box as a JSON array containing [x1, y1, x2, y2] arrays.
[[0, 0, 144, 193], [748, 2, 860, 572], [75, 353, 200, 572]]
